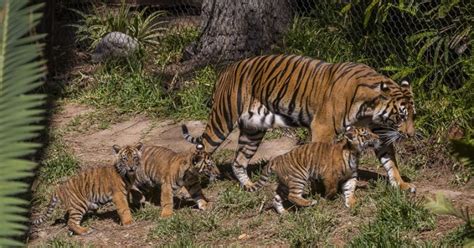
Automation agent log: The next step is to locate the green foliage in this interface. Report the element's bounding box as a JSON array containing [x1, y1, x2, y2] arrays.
[[71, 1, 167, 52], [171, 66, 217, 120], [153, 26, 200, 69], [147, 209, 218, 242], [40, 237, 92, 248], [74, 66, 171, 116], [348, 181, 435, 247], [279, 207, 336, 247], [425, 193, 473, 247], [282, 0, 473, 136], [38, 135, 80, 185], [216, 183, 264, 214], [0, 0, 46, 246]]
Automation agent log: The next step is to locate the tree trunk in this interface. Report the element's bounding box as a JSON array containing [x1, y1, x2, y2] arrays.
[[165, 0, 292, 77]]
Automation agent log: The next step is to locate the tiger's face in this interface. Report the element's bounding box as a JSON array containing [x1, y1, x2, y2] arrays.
[[192, 144, 220, 181], [344, 126, 380, 151], [112, 142, 144, 177], [372, 80, 415, 138]]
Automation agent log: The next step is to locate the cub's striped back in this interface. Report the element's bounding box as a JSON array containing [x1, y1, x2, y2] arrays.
[[32, 143, 143, 235]]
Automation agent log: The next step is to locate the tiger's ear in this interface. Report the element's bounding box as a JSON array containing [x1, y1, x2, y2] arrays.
[[112, 144, 121, 154], [400, 80, 412, 91], [135, 142, 144, 152], [196, 143, 204, 151], [380, 82, 390, 92]]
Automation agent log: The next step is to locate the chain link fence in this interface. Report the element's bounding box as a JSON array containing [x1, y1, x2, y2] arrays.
[[45, 0, 472, 91]]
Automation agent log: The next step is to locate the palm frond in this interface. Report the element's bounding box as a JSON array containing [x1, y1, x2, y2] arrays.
[[0, 0, 46, 246]]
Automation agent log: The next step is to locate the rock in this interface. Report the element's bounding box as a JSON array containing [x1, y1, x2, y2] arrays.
[[91, 32, 139, 62]]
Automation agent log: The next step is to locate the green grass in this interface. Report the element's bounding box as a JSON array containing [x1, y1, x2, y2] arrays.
[[34, 133, 81, 202], [348, 181, 435, 247], [147, 209, 218, 242], [215, 183, 266, 215], [170, 66, 217, 120], [73, 67, 171, 116], [39, 236, 92, 248], [278, 206, 337, 247], [153, 26, 200, 69]]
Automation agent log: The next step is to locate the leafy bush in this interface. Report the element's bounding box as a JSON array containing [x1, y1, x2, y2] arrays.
[[0, 0, 46, 245], [71, 2, 167, 52]]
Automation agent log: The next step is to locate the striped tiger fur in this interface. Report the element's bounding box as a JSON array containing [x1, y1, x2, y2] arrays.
[[131, 144, 218, 218], [248, 126, 379, 214], [32, 142, 143, 235], [181, 54, 416, 192]]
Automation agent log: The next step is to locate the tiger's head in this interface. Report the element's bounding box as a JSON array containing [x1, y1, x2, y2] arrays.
[[112, 142, 144, 177], [371, 80, 415, 139], [344, 126, 380, 152], [191, 144, 220, 181]]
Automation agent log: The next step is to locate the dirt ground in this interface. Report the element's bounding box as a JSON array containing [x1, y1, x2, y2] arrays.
[[27, 103, 474, 247]]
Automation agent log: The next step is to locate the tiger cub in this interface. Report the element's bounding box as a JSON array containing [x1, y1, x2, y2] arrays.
[[132, 144, 218, 218], [32, 143, 143, 235], [247, 126, 379, 213]]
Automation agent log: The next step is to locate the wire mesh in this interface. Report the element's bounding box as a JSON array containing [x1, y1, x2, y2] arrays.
[[45, 0, 472, 89]]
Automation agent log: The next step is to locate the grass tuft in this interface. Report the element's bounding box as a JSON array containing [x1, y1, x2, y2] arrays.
[[279, 206, 336, 247], [348, 181, 435, 247]]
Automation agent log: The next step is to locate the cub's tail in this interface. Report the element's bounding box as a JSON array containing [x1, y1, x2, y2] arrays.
[[246, 162, 274, 192], [181, 124, 202, 144], [32, 194, 60, 226]]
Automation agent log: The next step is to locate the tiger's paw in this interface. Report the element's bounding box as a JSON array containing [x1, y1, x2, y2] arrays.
[[242, 181, 256, 192], [121, 219, 134, 226], [399, 182, 416, 193], [160, 209, 173, 218], [345, 197, 356, 208], [310, 200, 318, 206], [197, 200, 208, 211]]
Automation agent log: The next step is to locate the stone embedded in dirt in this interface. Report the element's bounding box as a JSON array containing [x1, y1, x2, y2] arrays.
[[91, 32, 139, 63]]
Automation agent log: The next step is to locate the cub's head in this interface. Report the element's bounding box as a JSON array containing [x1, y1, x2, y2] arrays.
[[344, 126, 380, 152], [112, 142, 144, 177], [371, 80, 415, 139], [191, 144, 220, 181]]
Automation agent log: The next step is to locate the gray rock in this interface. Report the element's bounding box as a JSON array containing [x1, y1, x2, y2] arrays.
[[91, 32, 139, 62]]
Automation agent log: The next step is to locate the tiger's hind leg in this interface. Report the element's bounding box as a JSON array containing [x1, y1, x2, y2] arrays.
[[287, 176, 317, 207], [273, 184, 289, 214], [66, 208, 91, 235], [232, 127, 267, 189]]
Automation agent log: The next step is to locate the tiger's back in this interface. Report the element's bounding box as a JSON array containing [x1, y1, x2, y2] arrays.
[[182, 54, 415, 191], [132, 145, 217, 217], [249, 126, 379, 213], [33, 143, 143, 235]]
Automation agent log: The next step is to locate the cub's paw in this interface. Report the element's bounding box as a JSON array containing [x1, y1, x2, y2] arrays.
[[160, 209, 173, 218], [197, 200, 208, 211]]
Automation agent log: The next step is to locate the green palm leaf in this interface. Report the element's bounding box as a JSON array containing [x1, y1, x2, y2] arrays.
[[0, 0, 46, 246]]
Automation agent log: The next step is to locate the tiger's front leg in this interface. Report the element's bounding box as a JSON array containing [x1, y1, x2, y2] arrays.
[[112, 191, 133, 225], [375, 143, 416, 193], [183, 171, 208, 210], [160, 183, 174, 218]]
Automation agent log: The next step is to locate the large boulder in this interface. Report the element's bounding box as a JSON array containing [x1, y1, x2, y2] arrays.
[[91, 32, 139, 62]]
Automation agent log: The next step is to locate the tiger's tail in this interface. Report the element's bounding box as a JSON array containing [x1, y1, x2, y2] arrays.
[[181, 124, 202, 144], [247, 162, 274, 192], [32, 194, 60, 226]]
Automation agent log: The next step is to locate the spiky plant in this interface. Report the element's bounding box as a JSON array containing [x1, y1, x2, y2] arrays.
[[0, 0, 46, 246]]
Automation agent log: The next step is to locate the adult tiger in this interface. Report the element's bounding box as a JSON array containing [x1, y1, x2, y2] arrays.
[[181, 54, 416, 192]]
